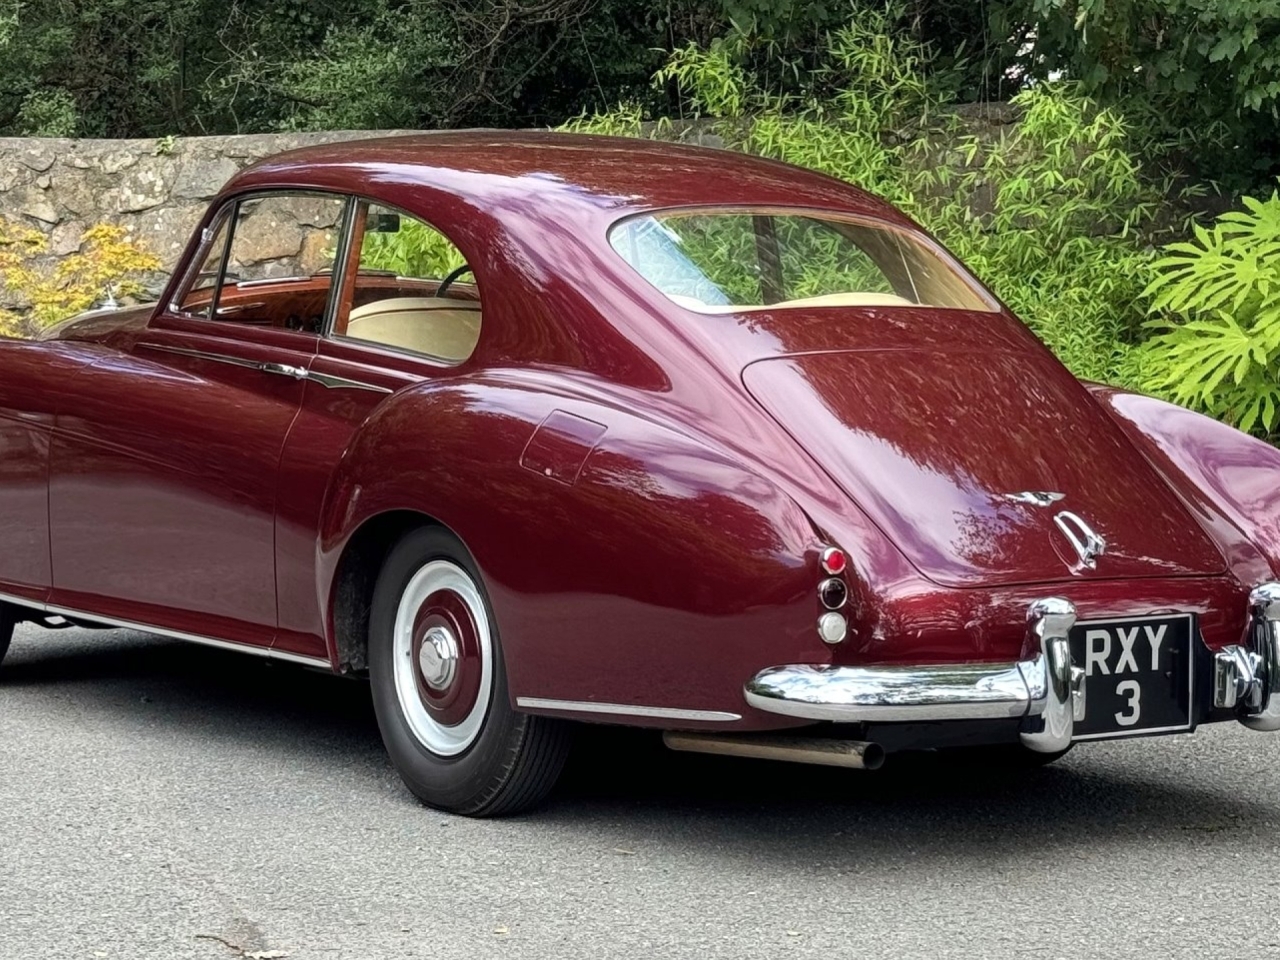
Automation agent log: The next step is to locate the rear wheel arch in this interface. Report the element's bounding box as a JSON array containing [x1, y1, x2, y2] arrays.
[[330, 509, 444, 673], [365, 523, 572, 814]]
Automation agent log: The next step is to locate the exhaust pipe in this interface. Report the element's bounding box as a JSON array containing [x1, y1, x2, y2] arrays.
[[663, 731, 885, 770]]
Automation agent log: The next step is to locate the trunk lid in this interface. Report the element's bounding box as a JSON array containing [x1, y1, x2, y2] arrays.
[[742, 348, 1226, 587]]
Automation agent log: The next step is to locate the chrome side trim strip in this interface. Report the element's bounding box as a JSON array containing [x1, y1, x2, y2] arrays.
[[0, 590, 331, 670], [268, 648, 336, 668], [516, 697, 741, 722], [0, 589, 46, 611], [139, 342, 391, 394], [138, 342, 264, 371], [306, 370, 393, 394]]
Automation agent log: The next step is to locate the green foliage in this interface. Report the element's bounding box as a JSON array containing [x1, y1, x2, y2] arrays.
[[1133, 192, 1280, 434], [0, 221, 161, 337], [0, 0, 1274, 189], [1001, 0, 1280, 185], [720, 0, 847, 43], [917, 86, 1165, 381], [273, 4, 452, 131], [16, 88, 78, 137], [0, 0, 623, 136], [0, 0, 1032, 145], [359, 219, 466, 279], [0, 0, 855, 138], [569, 7, 1168, 384]]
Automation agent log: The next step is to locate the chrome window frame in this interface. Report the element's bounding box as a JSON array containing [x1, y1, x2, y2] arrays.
[[167, 189, 356, 328]]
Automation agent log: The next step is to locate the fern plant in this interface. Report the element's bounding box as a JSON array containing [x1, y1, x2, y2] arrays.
[[1134, 191, 1280, 435]]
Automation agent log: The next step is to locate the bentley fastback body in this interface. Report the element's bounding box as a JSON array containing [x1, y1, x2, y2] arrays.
[[2, 132, 1279, 814]]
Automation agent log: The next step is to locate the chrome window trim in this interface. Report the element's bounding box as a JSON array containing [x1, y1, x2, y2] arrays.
[[0, 589, 331, 670], [322, 194, 362, 340], [331, 332, 467, 370], [236, 275, 311, 288], [168, 204, 235, 318], [168, 189, 355, 326]]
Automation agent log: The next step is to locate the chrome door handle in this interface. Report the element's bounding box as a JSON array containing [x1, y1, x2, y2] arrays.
[[259, 361, 308, 380]]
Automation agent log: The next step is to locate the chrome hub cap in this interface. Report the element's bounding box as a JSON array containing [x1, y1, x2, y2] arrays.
[[418, 625, 459, 690], [393, 560, 493, 756]]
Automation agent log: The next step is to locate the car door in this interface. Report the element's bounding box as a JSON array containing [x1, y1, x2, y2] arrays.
[[48, 190, 351, 651], [272, 199, 481, 659], [0, 340, 100, 607]]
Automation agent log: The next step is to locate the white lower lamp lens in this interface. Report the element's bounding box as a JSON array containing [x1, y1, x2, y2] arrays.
[[818, 612, 848, 644]]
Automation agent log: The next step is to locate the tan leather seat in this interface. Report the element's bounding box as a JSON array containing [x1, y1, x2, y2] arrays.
[[345, 297, 481, 362]]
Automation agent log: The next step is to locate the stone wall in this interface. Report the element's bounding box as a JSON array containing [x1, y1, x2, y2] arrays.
[[0, 108, 1021, 274], [0, 130, 418, 300], [0, 112, 1028, 310]]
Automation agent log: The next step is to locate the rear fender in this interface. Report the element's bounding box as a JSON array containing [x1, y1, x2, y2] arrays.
[[1089, 385, 1276, 583], [317, 377, 826, 728]]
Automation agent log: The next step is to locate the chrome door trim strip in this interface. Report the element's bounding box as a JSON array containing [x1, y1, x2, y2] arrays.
[[139, 342, 391, 394], [0, 589, 331, 670], [306, 370, 394, 394], [516, 696, 741, 722], [138, 342, 264, 371]]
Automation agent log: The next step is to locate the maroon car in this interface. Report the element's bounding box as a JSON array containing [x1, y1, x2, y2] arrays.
[[2, 132, 1279, 815]]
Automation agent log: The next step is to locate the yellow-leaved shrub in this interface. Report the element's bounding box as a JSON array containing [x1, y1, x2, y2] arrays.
[[0, 220, 161, 337]]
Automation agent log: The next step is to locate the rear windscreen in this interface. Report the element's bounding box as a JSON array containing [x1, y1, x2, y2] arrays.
[[609, 210, 995, 313]]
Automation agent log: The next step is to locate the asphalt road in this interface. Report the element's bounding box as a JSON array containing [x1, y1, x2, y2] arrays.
[[3, 623, 1280, 959]]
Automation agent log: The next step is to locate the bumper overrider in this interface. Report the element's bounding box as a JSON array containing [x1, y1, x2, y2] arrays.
[[745, 582, 1280, 751]]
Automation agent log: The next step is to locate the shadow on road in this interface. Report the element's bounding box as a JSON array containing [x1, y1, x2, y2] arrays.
[[5, 627, 1272, 868]]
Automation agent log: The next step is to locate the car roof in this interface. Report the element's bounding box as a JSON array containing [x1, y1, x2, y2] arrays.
[[226, 130, 911, 227]]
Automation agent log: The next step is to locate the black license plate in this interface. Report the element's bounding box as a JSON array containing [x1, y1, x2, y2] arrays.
[[1067, 614, 1194, 739]]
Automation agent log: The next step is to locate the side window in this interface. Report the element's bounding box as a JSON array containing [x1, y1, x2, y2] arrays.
[[334, 202, 481, 364], [174, 192, 348, 333]]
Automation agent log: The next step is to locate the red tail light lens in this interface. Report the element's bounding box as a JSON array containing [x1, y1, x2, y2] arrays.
[[820, 546, 847, 576]]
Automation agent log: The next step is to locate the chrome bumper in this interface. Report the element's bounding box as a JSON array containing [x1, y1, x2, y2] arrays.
[[1213, 583, 1280, 732], [745, 596, 1086, 754], [746, 582, 1280, 750]]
